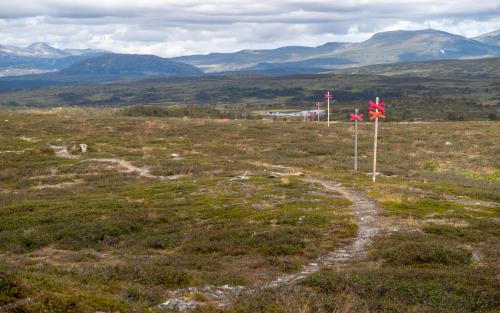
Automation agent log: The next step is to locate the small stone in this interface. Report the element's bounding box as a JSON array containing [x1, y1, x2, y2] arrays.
[[79, 143, 88, 153], [159, 298, 199, 311], [230, 171, 251, 181]]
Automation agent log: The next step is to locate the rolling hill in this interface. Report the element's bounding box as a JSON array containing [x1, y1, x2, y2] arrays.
[[474, 29, 500, 46], [0, 54, 203, 91], [332, 57, 500, 79], [61, 54, 202, 76], [1, 58, 498, 121], [173, 29, 500, 73]]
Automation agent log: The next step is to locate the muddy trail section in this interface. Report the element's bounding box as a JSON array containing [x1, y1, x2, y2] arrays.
[[159, 163, 381, 311], [49, 145, 183, 180]]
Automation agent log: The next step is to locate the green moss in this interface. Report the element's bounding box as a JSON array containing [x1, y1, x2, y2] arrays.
[[459, 170, 500, 183]]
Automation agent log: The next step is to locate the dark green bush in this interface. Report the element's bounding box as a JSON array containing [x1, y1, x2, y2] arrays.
[[0, 271, 26, 305], [372, 233, 472, 266]]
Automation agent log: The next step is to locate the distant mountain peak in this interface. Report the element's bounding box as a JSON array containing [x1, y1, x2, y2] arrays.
[[27, 42, 54, 48], [474, 29, 500, 46], [475, 29, 500, 38], [23, 42, 67, 57], [0, 42, 109, 60], [367, 29, 457, 42]]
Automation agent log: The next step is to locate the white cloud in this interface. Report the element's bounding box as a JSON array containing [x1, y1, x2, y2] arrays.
[[0, 1, 498, 57]]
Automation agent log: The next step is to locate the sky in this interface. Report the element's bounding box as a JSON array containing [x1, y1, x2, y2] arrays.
[[0, 0, 499, 57]]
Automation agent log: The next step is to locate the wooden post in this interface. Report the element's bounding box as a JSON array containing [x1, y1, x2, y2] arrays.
[[372, 97, 379, 182], [315, 102, 321, 123], [354, 108, 358, 172], [324, 91, 332, 127], [327, 96, 330, 127]]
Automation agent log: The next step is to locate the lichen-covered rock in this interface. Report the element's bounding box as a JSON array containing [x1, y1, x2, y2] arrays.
[[158, 298, 201, 311]]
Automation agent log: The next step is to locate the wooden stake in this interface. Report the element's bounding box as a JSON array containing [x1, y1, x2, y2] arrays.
[[354, 108, 358, 172], [327, 97, 330, 127], [316, 102, 321, 123], [372, 97, 379, 182]]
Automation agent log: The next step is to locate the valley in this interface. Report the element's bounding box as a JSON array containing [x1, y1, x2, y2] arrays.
[[2, 58, 499, 122]]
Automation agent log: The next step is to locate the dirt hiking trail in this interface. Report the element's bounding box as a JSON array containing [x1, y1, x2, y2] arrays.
[[50, 145, 183, 180], [159, 163, 380, 311]]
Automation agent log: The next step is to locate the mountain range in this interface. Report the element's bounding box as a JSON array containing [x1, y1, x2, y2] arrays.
[[0, 28, 499, 86], [0, 42, 108, 77], [173, 29, 500, 73], [0, 42, 106, 58]]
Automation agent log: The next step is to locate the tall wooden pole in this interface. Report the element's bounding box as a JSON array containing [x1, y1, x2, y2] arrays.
[[354, 108, 358, 172], [327, 97, 330, 127], [372, 97, 379, 182], [316, 102, 320, 123]]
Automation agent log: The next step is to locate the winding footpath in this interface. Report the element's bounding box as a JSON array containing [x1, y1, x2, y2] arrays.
[[49, 145, 183, 180], [159, 168, 380, 311], [47, 148, 381, 310]]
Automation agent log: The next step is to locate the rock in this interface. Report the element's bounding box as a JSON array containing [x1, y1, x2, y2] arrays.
[[230, 171, 251, 181], [66, 143, 87, 155], [50, 145, 81, 159], [158, 298, 200, 311], [445, 141, 453, 146], [170, 153, 182, 160], [268, 171, 304, 178], [79, 143, 88, 153]]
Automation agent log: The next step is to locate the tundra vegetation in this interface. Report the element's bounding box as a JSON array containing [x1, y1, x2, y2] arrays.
[[0, 108, 498, 313], [2, 60, 500, 122]]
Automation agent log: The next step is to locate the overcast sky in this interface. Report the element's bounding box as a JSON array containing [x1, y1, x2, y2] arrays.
[[1, 0, 499, 57]]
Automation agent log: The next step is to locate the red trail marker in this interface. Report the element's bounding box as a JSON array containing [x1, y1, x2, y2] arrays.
[[368, 97, 386, 182]]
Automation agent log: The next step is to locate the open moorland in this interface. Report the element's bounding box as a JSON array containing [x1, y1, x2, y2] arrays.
[[0, 108, 498, 312], [1, 58, 500, 122]]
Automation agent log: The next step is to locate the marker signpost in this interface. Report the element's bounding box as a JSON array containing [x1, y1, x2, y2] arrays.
[[350, 109, 363, 172], [368, 97, 386, 182], [315, 102, 321, 123], [324, 91, 333, 127]]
